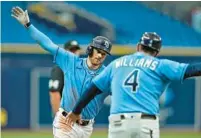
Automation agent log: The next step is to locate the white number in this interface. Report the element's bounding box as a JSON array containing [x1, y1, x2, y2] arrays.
[[49, 80, 59, 89]]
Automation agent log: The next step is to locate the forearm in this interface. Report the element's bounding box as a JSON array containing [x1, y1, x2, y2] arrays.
[[50, 92, 61, 114], [27, 24, 59, 55], [184, 63, 201, 79], [72, 83, 102, 114]]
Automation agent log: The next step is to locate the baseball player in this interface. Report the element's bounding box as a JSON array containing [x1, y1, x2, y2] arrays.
[[49, 40, 81, 115], [66, 32, 201, 138], [12, 6, 113, 138]]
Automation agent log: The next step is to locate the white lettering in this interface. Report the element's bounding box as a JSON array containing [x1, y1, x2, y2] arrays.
[[49, 80, 59, 89], [137, 59, 145, 67], [123, 59, 128, 66], [134, 59, 140, 66], [150, 61, 158, 70], [129, 59, 134, 66], [144, 59, 153, 68], [116, 60, 121, 68]]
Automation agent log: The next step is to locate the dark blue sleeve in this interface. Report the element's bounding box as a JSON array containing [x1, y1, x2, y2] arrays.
[[184, 63, 201, 79], [72, 83, 102, 114]]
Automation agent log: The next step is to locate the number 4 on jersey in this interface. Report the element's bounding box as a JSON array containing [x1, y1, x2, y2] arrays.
[[124, 70, 139, 92]]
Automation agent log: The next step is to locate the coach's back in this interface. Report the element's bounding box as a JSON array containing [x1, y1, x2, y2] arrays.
[[98, 52, 188, 115]]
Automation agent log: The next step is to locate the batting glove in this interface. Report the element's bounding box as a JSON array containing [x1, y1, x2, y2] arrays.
[[11, 6, 30, 27]]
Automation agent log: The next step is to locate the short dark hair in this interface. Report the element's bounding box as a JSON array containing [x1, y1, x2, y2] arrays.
[[140, 45, 158, 55]]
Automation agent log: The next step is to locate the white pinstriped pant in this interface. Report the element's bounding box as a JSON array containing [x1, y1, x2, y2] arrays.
[[108, 113, 159, 138], [53, 108, 94, 138]]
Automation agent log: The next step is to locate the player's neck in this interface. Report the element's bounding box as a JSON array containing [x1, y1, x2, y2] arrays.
[[86, 58, 101, 70], [140, 51, 155, 57]]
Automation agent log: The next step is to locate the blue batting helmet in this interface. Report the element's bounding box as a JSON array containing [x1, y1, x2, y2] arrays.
[[138, 32, 162, 52], [86, 36, 112, 55]]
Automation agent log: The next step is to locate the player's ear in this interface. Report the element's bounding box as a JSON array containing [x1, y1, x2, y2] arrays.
[[154, 51, 159, 57], [136, 44, 140, 52]]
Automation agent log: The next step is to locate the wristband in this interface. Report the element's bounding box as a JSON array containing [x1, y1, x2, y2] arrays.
[[25, 22, 31, 28]]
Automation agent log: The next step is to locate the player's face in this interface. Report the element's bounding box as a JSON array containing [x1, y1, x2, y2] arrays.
[[90, 48, 107, 65]]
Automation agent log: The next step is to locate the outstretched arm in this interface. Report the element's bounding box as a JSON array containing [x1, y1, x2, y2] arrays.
[[184, 63, 201, 79], [11, 6, 75, 72], [11, 6, 59, 55], [28, 25, 59, 55]]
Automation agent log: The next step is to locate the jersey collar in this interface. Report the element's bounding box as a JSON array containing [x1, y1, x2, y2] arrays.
[[75, 58, 83, 69], [83, 58, 105, 75]]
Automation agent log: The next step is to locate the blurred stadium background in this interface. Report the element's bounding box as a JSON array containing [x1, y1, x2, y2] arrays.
[[1, 1, 201, 138]]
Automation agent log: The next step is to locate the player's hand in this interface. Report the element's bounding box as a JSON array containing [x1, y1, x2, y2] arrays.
[[66, 111, 81, 126], [11, 6, 30, 26]]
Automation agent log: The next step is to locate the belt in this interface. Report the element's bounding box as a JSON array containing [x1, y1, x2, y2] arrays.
[[61, 111, 91, 126], [120, 113, 157, 120]]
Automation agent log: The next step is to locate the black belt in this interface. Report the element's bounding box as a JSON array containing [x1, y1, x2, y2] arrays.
[[62, 111, 90, 126], [120, 113, 156, 120]]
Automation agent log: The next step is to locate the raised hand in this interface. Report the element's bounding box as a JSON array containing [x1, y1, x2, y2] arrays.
[[11, 6, 30, 26]]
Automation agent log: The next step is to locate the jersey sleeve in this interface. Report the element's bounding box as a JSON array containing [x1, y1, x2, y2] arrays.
[[92, 62, 113, 93], [28, 25, 75, 73], [54, 47, 76, 73], [49, 66, 64, 94], [158, 59, 189, 82]]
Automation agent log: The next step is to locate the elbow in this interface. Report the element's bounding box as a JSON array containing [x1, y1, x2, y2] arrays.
[[184, 63, 201, 79]]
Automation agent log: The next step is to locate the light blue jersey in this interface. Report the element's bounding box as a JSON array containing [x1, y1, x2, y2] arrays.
[[56, 51, 109, 119], [28, 25, 109, 119], [93, 52, 189, 115]]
